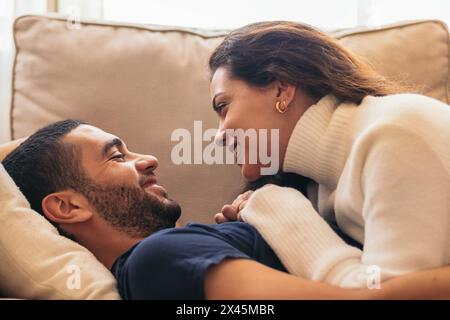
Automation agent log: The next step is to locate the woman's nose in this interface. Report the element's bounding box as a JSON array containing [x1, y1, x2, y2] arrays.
[[214, 129, 226, 146], [135, 155, 159, 174]]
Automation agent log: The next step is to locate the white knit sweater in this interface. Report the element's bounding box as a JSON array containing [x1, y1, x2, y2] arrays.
[[241, 93, 450, 288]]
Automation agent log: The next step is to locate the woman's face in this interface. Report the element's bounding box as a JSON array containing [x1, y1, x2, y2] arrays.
[[210, 67, 310, 181]]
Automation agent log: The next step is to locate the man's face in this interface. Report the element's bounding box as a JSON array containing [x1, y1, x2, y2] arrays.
[[63, 124, 181, 237]]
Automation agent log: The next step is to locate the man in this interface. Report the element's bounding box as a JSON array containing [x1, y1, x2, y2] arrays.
[[1, 119, 294, 299]]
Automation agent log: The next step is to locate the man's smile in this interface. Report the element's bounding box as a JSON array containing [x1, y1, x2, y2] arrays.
[[140, 174, 167, 197]]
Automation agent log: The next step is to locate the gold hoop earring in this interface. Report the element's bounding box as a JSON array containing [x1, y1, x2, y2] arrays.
[[276, 101, 287, 114]]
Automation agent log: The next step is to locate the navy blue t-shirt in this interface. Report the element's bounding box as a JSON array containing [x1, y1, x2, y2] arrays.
[[111, 222, 286, 299]]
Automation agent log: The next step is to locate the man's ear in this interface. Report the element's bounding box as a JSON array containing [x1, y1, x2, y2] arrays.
[[42, 190, 93, 225], [275, 80, 297, 106]]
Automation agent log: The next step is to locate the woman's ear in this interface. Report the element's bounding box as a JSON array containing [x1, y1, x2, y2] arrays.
[[275, 80, 297, 106], [42, 190, 93, 225]]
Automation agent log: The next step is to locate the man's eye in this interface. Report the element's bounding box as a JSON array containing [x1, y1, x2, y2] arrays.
[[110, 153, 125, 162]]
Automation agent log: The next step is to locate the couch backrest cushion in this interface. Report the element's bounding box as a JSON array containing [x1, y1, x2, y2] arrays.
[[10, 16, 450, 225], [333, 20, 449, 104]]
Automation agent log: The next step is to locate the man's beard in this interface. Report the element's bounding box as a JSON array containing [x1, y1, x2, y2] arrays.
[[77, 179, 181, 238]]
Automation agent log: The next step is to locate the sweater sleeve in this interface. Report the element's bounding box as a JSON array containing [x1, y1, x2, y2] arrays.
[[240, 185, 364, 286], [241, 125, 450, 288]]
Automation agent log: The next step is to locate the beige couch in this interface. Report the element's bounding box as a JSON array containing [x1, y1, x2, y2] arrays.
[[1, 14, 450, 300]]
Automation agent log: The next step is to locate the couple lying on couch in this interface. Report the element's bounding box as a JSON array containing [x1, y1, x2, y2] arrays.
[[2, 20, 450, 299]]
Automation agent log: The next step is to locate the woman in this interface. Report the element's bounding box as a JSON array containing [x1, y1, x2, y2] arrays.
[[208, 21, 450, 297]]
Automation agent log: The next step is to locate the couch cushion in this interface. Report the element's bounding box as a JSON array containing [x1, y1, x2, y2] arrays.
[[0, 164, 120, 299], [10, 16, 450, 226], [333, 20, 449, 105]]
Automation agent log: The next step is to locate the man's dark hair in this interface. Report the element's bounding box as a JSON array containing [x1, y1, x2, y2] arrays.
[[2, 119, 88, 222]]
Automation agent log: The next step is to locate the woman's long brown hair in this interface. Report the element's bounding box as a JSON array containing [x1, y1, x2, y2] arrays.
[[209, 21, 404, 105]]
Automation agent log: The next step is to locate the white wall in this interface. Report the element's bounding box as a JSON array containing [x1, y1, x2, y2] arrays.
[[103, 0, 359, 30], [102, 0, 450, 30], [0, 0, 47, 143], [0, 0, 15, 143]]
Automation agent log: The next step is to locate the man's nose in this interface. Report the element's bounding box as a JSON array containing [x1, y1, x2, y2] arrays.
[[135, 155, 159, 174]]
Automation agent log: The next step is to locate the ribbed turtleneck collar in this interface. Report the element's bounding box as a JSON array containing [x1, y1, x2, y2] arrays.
[[282, 94, 357, 189]]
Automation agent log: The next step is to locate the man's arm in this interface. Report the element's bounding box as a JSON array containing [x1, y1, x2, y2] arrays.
[[373, 266, 450, 300], [205, 258, 365, 299], [0, 138, 27, 161], [205, 259, 450, 300]]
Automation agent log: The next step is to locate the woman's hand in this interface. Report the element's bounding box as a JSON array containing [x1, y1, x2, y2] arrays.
[[215, 190, 253, 224]]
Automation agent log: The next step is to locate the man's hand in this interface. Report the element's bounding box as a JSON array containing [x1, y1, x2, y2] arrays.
[[215, 190, 253, 224]]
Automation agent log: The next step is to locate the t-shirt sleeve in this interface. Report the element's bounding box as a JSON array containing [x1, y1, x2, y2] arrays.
[[121, 226, 251, 299]]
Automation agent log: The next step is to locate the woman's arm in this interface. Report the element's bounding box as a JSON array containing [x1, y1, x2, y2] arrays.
[[0, 138, 27, 161], [205, 259, 450, 299], [240, 184, 364, 285], [239, 126, 450, 287]]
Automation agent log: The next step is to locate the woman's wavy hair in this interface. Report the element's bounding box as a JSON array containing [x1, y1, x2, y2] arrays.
[[209, 21, 405, 105]]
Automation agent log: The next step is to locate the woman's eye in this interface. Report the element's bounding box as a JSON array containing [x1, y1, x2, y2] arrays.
[[110, 153, 126, 162], [215, 103, 228, 113]]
